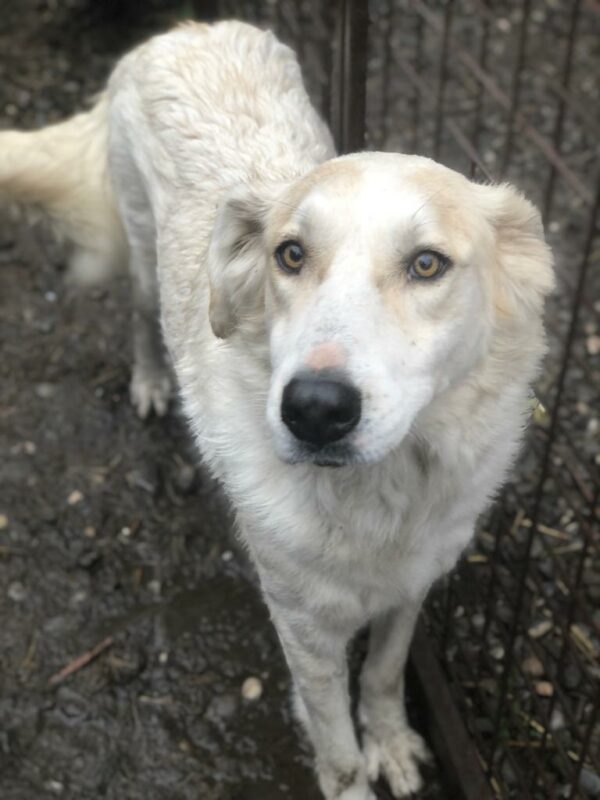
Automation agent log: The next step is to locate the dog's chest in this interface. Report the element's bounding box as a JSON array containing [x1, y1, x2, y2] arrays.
[[326, 470, 468, 587], [249, 448, 478, 626]]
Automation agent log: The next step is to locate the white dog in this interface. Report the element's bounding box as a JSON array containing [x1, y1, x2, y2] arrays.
[[0, 21, 553, 799]]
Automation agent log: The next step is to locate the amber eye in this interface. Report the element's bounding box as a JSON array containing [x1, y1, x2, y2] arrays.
[[275, 240, 305, 274], [408, 250, 450, 280]]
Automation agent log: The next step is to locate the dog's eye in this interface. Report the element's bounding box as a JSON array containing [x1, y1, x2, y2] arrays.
[[275, 240, 305, 274], [408, 250, 450, 280]]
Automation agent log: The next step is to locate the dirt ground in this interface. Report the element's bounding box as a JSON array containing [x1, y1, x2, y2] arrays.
[[0, 3, 446, 799]]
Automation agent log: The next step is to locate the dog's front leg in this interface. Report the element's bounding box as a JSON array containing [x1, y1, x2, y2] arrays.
[[269, 606, 375, 800], [359, 601, 430, 798]]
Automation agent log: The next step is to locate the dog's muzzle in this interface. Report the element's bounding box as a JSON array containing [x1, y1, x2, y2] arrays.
[[281, 370, 361, 449]]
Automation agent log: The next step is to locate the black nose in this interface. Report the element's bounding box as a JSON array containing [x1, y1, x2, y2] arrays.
[[281, 373, 361, 447]]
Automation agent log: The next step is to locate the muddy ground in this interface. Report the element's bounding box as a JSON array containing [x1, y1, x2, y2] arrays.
[[0, 3, 446, 799]]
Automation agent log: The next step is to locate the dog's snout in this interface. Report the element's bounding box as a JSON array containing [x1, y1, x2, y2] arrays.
[[281, 374, 361, 447]]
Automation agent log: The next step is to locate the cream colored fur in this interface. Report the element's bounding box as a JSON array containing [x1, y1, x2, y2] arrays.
[[0, 21, 554, 800], [0, 95, 126, 284]]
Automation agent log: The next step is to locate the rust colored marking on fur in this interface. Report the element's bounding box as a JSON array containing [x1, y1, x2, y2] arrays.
[[305, 342, 346, 371]]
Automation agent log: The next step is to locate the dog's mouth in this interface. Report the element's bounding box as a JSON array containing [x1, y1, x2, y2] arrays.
[[283, 441, 359, 468]]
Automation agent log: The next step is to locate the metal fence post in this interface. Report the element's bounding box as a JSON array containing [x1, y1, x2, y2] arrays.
[[330, 0, 369, 153], [192, 0, 220, 21]]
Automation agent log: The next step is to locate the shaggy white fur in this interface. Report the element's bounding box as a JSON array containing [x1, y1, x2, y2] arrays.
[[0, 21, 554, 799]]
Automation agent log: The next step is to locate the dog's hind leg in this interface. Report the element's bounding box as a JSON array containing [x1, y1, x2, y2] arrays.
[[128, 231, 172, 419], [358, 601, 430, 798], [109, 116, 172, 419]]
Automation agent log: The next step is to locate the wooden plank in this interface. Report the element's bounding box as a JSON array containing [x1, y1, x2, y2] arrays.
[[408, 621, 495, 800]]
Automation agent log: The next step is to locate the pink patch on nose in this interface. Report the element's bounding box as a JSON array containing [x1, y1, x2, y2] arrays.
[[305, 342, 346, 371]]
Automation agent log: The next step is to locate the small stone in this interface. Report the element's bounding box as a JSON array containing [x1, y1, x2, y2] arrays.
[[83, 526, 96, 538], [45, 290, 57, 303], [522, 655, 544, 677], [560, 508, 574, 525], [147, 579, 161, 595], [528, 619, 553, 639], [35, 382, 56, 399], [207, 693, 237, 720], [580, 768, 600, 797], [497, 17, 511, 32], [221, 550, 233, 562], [587, 335, 600, 356], [472, 612, 485, 631], [0, 514, 8, 530], [24, 441, 36, 454], [535, 681, 554, 697], [120, 526, 132, 537], [173, 462, 197, 494], [241, 676, 263, 701], [550, 708, 565, 731], [158, 651, 169, 665], [532, 399, 550, 427], [67, 490, 84, 506], [491, 644, 505, 661], [8, 581, 26, 602], [90, 471, 105, 487], [44, 780, 64, 794]]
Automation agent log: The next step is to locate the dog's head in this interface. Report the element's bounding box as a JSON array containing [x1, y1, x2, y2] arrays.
[[207, 153, 553, 466]]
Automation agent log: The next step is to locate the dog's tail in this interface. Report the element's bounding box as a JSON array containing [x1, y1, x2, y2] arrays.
[[0, 93, 126, 284]]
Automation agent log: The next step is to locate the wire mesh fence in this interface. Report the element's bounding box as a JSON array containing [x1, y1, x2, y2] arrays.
[[211, 0, 600, 796], [0, 0, 596, 797], [368, 3, 599, 799]]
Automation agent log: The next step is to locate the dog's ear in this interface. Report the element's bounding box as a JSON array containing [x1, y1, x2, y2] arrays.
[[475, 183, 555, 317], [207, 186, 272, 339]]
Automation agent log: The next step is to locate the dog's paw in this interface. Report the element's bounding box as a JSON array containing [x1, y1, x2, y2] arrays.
[[363, 726, 430, 798], [130, 366, 172, 419], [318, 761, 375, 800], [336, 785, 377, 800]]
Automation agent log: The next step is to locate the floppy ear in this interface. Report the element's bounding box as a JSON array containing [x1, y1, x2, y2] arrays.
[[207, 186, 272, 339], [476, 183, 555, 318]]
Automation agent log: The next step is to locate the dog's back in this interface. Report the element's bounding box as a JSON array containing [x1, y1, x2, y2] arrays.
[[0, 20, 335, 414], [106, 21, 334, 222], [0, 21, 334, 287]]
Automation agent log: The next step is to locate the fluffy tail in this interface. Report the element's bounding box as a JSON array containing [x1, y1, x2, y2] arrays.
[[0, 93, 126, 284]]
